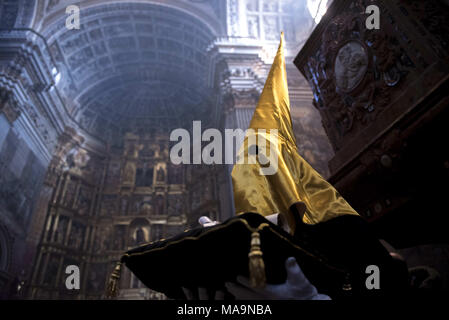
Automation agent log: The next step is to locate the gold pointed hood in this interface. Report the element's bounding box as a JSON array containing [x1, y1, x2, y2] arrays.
[[231, 33, 359, 234]]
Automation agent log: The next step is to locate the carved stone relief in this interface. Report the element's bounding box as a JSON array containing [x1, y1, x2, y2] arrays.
[[334, 41, 368, 92]]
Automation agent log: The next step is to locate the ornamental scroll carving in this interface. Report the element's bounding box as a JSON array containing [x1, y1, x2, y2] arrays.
[[304, 3, 414, 151]]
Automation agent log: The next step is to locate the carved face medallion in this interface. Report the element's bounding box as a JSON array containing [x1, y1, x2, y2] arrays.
[[334, 41, 368, 92]]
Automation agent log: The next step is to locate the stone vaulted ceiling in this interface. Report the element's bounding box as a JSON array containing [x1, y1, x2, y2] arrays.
[[41, 2, 217, 143], [0, 0, 35, 29]]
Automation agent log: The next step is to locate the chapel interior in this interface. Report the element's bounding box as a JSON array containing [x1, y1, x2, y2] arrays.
[[0, 0, 448, 299]]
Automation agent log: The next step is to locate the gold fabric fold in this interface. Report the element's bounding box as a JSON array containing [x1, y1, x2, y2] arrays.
[[231, 33, 359, 234]]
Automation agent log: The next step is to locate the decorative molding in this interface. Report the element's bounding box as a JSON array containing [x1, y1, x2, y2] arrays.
[[0, 88, 20, 123]]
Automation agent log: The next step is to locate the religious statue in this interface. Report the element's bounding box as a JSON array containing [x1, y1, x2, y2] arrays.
[[135, 228, 145, 245], [55, 218, 67, 244], [124, 142, 144, 159], [141, 202, 153, 216], [247, 16, 259, 38], [156, 166, 165, 182], [64, 147, 90, 175], [123, 161, 136, 184]]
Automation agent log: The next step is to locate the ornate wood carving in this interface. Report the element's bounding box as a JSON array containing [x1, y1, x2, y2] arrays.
[[295, 0, 449, 172], [294, 0, 449, 229]]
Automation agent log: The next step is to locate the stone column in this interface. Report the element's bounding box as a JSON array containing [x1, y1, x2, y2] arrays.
[[26, 127, 84, 296]]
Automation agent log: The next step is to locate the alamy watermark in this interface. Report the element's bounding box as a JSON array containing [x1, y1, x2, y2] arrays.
[[365, 264, 380, 290], [62, 263, 380, 291], [169, 121, 279, 175], [65, 265, 80, 290], [65, 5, 80, 30], [365, 5, 380, 30], [64, 4, 380, 31]]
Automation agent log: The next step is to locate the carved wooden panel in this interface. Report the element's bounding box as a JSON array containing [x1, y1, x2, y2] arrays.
[[295, 0, 449, 173]]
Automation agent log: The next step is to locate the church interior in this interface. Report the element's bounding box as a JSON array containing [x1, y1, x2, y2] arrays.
[[0, 0, 448, 300]]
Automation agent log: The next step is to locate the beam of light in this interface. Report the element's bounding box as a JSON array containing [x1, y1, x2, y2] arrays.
[[52, 67, 61, 85], [307, 0, 328, 24]]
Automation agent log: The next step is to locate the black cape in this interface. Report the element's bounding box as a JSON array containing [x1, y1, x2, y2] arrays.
[[110, 212, 408, 299]]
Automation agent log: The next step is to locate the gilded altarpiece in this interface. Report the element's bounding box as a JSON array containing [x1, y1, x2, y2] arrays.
[[30, 132, 222, 299]]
